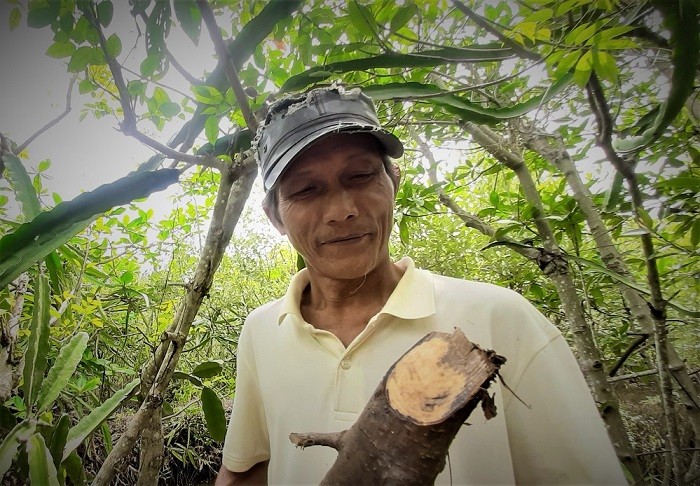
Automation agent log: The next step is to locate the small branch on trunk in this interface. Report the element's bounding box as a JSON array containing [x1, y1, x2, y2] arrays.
[[16, 77, 76, 154], [290, 431, 345, 450], [608, 334, 649, 377], [609, 365, 685, 383]]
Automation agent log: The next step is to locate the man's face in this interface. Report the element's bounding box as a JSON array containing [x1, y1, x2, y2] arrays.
[[267, 132, 398, 281]]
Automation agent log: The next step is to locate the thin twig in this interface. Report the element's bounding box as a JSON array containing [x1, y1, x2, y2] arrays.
[[164, 45, 201, 86], [16, 77, 77, 153]]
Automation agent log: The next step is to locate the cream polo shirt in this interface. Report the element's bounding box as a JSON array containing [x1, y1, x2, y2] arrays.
[[222, 257, 626, 485]]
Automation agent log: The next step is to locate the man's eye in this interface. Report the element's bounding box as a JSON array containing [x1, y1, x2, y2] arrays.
[[292, 186, 315, 197]]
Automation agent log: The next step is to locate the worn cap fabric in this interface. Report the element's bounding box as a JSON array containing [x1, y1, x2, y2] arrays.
[[254, 86, 404, 191]]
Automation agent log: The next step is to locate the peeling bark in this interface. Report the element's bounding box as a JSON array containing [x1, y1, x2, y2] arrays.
[[291, 329, 505, 485]]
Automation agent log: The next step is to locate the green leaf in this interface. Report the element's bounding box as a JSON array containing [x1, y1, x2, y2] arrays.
[[173, 0, 201, 45], [192, 360, 223, 379], [348, 1, 379, 40], [67, 46, 98, 72], [38, 159, 51, 172], [0, 420, 36, 479], [2, 154, 41, 220], [553, 50, 581, 81], [62, 451, 86, 486], [26, 433, 60, 486], [614, 1, 700, 153], [573, 50, 593, 86], [398, 217, 409, 245], [176, 0, 304, 143], [201, 387, 226, 442], [160, 101, 180, 117], [105, 33, 122, 58], [48, 415, 70, 469], [205, 116, 220, 145], [36, 333, 89, 413], [27, 3, 59, 29], [592, 50, 618, 83], [9, 7, 21, 30], [172, 371, 203, 387], [23, 274, 51, 406], [389, 3, 417, 33], [78, 78, 96, 94], [63, 378, 139, 461], [96, 1, 114, 27], [691, 219, 700, 247], [281, 45, 514, 93], [603, 172, 624, 212], [637, 207, 654, 230], [0, 169, 180, 289], [46, 41, 76, 59], [127, 80, 145, 98]]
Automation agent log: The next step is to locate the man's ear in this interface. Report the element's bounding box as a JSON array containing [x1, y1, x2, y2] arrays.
[[262, 200, 286, 235], [390, 163, 401, 196]]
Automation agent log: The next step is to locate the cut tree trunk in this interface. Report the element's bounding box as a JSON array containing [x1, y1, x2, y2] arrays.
[[290, 329, 505, 485]]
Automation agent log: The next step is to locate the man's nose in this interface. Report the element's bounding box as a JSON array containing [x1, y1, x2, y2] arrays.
[[324, 189, 358, 223]]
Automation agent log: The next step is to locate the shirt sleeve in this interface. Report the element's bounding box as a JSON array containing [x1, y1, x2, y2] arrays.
[[221, 320, 271, 473], [505, 333, 628, 484]]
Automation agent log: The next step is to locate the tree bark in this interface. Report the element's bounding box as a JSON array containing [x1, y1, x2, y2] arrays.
[[136, 407, 164, 486], [0, 273, 28, 401], [290, 329, 505, 485]]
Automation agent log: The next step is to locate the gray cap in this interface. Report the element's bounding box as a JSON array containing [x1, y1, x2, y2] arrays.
[[254, 86, 404, 191]]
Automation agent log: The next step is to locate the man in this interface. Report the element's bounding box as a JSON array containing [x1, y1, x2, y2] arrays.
[[216, 86, 626, 485]]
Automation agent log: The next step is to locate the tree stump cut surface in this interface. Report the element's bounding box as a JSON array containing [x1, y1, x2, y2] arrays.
[[290, 328, 506, 485]]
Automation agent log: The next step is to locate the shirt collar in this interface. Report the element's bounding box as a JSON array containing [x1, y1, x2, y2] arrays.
[[277, 256, 435, 325]]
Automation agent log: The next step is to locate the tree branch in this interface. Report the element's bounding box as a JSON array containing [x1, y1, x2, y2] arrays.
[[197, 0, 259, 134], [84, 2, 222, 171], [164, 45, 201, 86], [450, 0, 542, 62], [16, 77, 76, 154]]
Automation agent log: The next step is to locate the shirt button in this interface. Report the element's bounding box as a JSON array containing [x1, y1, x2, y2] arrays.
[[340, 359, 351, 370]]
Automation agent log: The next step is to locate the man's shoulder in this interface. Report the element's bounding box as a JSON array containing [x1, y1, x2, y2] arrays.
[[243, 296, 285, 330], [430, 271, 528, 306]]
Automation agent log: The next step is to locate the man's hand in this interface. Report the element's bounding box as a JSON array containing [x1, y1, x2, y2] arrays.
[[215, 461, 269, 485]]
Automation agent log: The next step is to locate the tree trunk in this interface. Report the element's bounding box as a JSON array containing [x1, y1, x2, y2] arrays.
[[92, 163, 256, 485], [136, 408, 164, 486], [0, 273, 28, 401], [290, 329, 505, 485], [523, 128, 700, 484], [454, 122, 643, 481]]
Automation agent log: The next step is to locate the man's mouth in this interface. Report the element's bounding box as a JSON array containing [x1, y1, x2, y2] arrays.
[[324, 233, 368, 244]]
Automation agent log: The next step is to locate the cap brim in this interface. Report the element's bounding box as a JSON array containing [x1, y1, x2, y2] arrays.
[[263, 122, 403, 191]]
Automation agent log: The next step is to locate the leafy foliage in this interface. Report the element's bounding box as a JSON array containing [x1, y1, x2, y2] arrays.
[[1, 0, 698, 483]]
